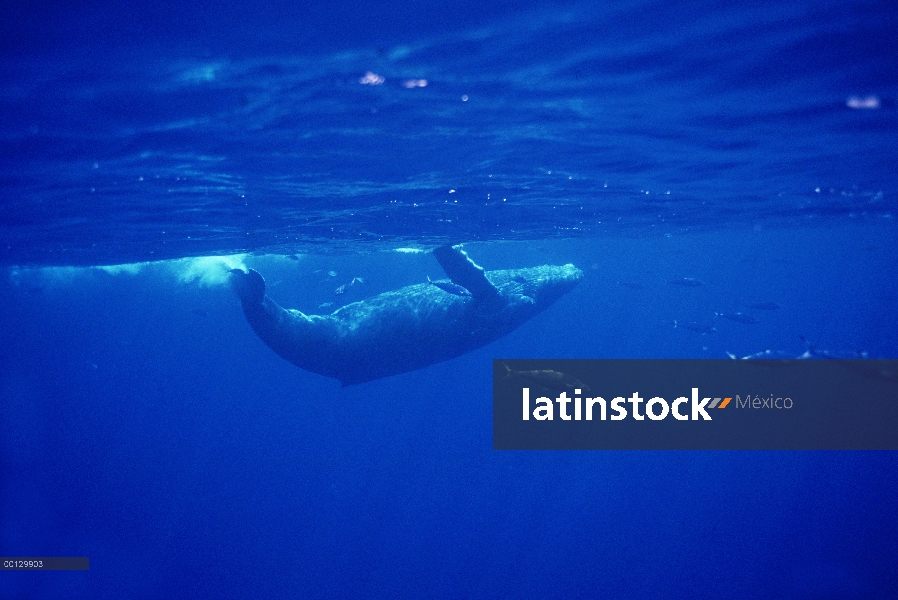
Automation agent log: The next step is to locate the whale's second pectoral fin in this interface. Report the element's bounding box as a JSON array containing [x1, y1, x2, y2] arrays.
[[432, 245, 502, 304]]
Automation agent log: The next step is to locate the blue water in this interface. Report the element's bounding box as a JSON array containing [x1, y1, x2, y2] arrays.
[[2, 0, 897, 597]]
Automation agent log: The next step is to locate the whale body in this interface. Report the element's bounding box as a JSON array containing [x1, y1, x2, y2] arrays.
[[231, 245, 583, 385]]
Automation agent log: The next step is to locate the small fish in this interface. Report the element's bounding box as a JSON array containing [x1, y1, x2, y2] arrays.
[[798, 336, 867, 360], [716, 312, 759, 324], [335, 277, 364, 296], [730, 337, 881, 362], [318, 302, 335, 310], [286, 254, 300, 261], [427, 276, 472, 297], [501, 362, 590, 394], [726, 350, 793, 360], [667, 277, 704, 287], [746, 301, 780, 311], [674, 320, 716, 334]]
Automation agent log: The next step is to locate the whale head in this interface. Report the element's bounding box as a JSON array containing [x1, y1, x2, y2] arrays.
[[491, 263, 583, 307]]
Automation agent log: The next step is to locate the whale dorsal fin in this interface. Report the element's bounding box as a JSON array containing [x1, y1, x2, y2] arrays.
[[432, 245, 501, 303]]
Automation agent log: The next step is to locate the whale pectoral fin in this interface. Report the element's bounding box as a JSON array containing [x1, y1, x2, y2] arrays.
[[432, 245, 502, 303], [230, 268, 266, 305]]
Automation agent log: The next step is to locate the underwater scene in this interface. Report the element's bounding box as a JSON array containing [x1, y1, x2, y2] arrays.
[[2, 0, 897, 597]]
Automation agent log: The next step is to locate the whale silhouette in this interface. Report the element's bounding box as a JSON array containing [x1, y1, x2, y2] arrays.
[[230, 245, 583, 385]]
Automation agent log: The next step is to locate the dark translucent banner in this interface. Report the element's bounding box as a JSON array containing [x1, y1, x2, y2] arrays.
[[1, 557, 89, 570], [493, 360, 898, 450]]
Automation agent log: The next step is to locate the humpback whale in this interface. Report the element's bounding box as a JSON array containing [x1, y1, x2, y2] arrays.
[[230, 245, 583, 385]]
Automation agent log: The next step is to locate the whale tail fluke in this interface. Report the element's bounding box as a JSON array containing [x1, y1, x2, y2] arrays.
[[230, 268, 266, 305]]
